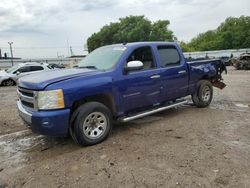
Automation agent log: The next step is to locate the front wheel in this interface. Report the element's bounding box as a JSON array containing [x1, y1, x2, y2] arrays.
[[192, 80, 213, 108], [71, 102, 113, 146], [2, 79, 15, 86]]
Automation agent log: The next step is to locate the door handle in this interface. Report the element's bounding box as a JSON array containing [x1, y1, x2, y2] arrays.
[[150, 75, 161, 79], [178, 70, 187, 74]]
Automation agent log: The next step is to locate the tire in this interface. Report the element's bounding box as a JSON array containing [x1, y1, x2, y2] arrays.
[[192, 80, 213, 108], [69, 124, 80, 145], [2, 79, 15, 86], [71, 102, 113, 146]]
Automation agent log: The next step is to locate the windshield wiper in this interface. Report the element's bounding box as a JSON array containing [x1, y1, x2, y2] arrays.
[[79, 66, 98, 69]]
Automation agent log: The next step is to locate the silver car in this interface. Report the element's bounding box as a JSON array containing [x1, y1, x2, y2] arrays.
[[0, 63, 52, 86]]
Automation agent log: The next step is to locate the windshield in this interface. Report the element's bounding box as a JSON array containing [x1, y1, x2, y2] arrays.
[[5, 64, 20, 73], [79, 46, 126, 70]]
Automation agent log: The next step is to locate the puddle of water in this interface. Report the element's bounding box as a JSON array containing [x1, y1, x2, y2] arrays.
[[0, 130, 72, 174], [235, 103, 249, 108], [210, 101, 233, 110], [0, 130, 29, 139], [0, 131, 44, 171], [225, 140, 250, 150], [209, 100, 249, 112]]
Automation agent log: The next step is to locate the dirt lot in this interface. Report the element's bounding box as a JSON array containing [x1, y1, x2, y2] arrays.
[[0, 67, 250, 188]]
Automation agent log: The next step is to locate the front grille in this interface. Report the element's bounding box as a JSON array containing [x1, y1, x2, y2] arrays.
[[17, 87, 37, 110], [19, 90, 34, 97], [21, 101, 34, 108]]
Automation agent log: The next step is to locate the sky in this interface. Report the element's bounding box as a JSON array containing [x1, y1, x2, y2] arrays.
[[0, 0, 249, 59]]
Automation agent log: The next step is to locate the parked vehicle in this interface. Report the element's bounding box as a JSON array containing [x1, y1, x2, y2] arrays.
[[17, 42, 227, 146], [232, 53, 250, 70], [0, 62, 52, 86], [48, 63, 65, 69]]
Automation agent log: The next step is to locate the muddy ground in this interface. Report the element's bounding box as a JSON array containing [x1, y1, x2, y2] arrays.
[[0, 67, 250, 188]]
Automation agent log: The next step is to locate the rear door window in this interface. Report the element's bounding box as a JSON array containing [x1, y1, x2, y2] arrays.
[[157, 46, 181, 67], [30, 66, 44, 71]]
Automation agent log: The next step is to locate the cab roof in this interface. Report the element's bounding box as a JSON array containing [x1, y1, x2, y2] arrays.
[[102, 41, 178, 48], [19, 62, 49, 66]]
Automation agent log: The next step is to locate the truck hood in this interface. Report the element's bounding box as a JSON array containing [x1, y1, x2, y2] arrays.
[[18, 68, 99, 90]]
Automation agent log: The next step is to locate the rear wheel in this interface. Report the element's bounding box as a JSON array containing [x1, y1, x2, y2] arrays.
[[2, 79, 15, 86], [71, 102, 113, 146], [192, 80, 213, 108]]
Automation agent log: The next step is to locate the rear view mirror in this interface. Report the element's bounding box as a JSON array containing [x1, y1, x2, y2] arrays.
[[124, 61, 143, 73], [16, 71, 20, 75]]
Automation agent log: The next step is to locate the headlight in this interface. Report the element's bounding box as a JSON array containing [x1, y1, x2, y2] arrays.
[[37, 89, 65, 110]]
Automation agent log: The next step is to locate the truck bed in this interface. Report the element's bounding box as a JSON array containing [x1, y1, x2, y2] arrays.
[[187, 59, 227, 93]]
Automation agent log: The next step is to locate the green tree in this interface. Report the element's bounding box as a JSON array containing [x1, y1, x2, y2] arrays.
[[217, 16, 250, 49], [179, 41, 195, 52], [149, 20, 174, 41], [87, 15, 175, 52], [188, 30, 219, 51], [188, 16, 250, 51]]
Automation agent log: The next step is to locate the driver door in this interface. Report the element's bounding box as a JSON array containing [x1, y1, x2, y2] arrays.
[[118, 46, 162, 113], [15, 66, 31, 79]]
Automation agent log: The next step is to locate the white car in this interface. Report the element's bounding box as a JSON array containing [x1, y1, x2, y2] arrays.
[[0, 63, 52, 86]]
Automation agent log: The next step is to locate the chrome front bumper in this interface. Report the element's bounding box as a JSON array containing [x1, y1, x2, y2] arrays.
[[17, 100, 32, 124]]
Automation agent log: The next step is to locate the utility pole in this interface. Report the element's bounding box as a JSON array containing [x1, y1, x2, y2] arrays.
[[8, 42, 14, 66], [66, 38, 70, 57], [70, 46, 74, 56]]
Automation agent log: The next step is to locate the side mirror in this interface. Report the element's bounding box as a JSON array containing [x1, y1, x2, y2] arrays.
[[16, 71, 20, 75], [124, 61, 143, 73]]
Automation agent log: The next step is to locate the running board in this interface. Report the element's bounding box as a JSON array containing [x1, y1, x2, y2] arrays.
[[119, 100, 187, 123]]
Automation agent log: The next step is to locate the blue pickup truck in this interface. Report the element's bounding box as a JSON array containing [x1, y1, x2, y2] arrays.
[[17, 42, 226, 146]]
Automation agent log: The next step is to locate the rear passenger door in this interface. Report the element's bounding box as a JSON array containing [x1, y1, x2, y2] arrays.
[[30, 66, 44, 73], [157, 45, 189, 101]]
